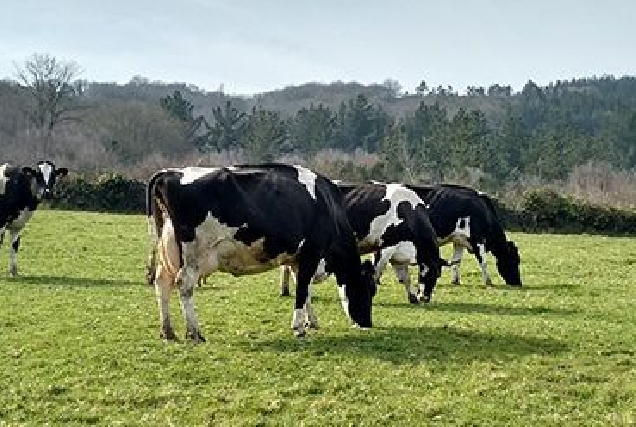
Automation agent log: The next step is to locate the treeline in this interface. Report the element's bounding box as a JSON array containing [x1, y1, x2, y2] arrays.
[[1, 54, 636, 204]]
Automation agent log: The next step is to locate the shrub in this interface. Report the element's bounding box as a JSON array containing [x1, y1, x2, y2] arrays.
[[51, 173, 145, 213], [521, 188, 636, 234]]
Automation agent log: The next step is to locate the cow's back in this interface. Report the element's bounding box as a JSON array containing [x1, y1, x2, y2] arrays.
[[412, 186, 491, 236]]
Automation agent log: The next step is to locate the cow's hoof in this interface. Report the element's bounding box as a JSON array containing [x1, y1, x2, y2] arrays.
[[408, 293, 420, 304], [306, 320, 319, 330], [418, 294, 432, 303], [9, 267, 17, 277], [294, 328, 307, 338], [161, 327, 178, 341], [451, 280, 461, 286], [351, 323, 371, 330], [280, 289, 290, 297], [186, 330, 206, 343]]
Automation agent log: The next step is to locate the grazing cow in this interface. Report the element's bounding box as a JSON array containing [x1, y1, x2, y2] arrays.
[[0, 161, 68, 276], [388, 184, 522, 287], [281, 182, 446, 304], [146, 164, 375, 342]]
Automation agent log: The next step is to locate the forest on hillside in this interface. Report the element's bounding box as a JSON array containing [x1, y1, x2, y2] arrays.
[[1, 54, 636, 205]]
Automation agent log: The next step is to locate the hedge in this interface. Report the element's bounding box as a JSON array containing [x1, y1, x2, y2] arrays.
[[51, 173, 145, 214], [49, 175, 636, 235]]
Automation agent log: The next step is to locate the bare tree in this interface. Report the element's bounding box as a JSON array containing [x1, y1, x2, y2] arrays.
[[14, 53, 86, 133]]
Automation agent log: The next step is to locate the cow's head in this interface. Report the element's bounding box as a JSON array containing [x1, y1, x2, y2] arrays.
[[346, 259, 375, 328], [23, 161, 68, 200], [418, 256, 446, 303], [496, 241, 522, 287]]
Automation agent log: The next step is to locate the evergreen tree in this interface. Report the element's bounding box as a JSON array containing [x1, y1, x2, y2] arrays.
[[203, 100, 248, 151]]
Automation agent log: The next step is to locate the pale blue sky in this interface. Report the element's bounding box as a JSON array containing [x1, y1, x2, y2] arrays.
[[1, 0, 633, 95]]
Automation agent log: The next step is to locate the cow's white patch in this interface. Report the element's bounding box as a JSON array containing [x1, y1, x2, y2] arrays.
[[38, 162, 53, 185], [192, 213, 295, 276], [0, 164, 8, 195], [362, 185, 423, 248], [476, 243, 493, 286], [312, 259, 329, 283], [450, 244, 464, 284], [179, 167, 220, 185], [337, 285, 349, 316], [392, 263, 410, 284], [157, 217, 181, 278], [419, 264, 430, 279], [297, 239, 305, 252], [294, 165, 317, 200], [477, 190, 486, 197], [292, 308, 307, 334], [437, 216, 471, 249], [374, 241, 416, 282]]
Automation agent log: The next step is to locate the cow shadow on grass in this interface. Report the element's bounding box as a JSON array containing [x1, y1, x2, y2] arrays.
[[374, 301, 579, 317], [240, 324, 568, 365], [13, 274, 142, 287], [307, 293, 579, 317]]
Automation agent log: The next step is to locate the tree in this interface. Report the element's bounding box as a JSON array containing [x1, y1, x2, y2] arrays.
[[14, 53, 86, 133], [160, 90, 206, 146], [244, 107, 288, 161], [202, 100, 248, 151], [332, 94, 393, 152], [289, 104, 335, 154], [160, 90, 194, 122], [416, 80, 428, 96], [392, 102, 451, 182], [382, 79, 402, 98]]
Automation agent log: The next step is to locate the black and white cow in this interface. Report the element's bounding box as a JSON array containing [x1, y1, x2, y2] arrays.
[[0, 161, 68, 276], [386, 183, 522, 287], [281, 182, 446, 304], [146, 164, 376, 342]]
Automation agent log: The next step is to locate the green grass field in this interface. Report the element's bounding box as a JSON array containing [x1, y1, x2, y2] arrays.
[[1, 210, 635, 425]]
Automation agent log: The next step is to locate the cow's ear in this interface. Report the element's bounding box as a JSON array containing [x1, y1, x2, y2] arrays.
[[22, 167, 37, 177], [56, 167, 68, 177]]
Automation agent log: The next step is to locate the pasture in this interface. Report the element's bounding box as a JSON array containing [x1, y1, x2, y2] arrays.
[[0, 210, 635, 425]]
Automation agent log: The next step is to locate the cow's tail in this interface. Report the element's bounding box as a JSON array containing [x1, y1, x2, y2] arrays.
[[145, 170, 169, 286]]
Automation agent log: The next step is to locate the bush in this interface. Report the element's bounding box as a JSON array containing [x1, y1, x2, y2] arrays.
[[521, 188, 636, 234], [51, 173, 145, 213]]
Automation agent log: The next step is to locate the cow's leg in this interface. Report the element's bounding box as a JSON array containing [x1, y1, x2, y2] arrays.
[[288, 265, 317, 328], [450, 243, 464, 285], [154, 264, 177, 341], [304, 283, 318, 329], [474, 242, 493, 286], [292, 256, 320, 337], [9, 230, 20, 277], [372, 248, 392, 286], [176, 265, 205, 343], [280, 265, 292, 297], [392, 262, 418, 304], [336, 283, 349, 318]]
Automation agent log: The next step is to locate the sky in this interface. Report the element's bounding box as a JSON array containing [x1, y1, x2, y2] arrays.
[[1, 0, 634, 96]]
